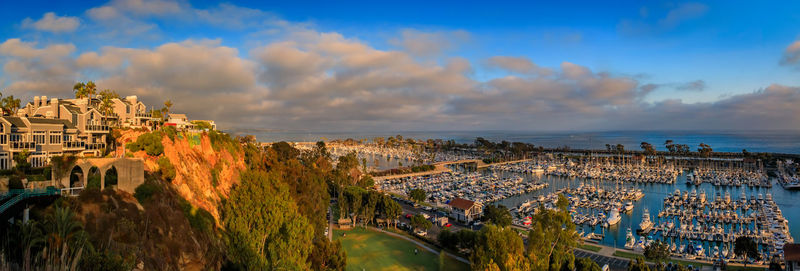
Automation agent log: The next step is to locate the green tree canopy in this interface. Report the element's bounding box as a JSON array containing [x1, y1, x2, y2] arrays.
[[482, 204, 513, 227], [223, 170, 314, 270]]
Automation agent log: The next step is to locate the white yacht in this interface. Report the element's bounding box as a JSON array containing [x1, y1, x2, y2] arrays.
[[624, 228, 635, 249], [607, 208, 621, 226], [624, 201, 634, 212], [638, 208, 653, 233]]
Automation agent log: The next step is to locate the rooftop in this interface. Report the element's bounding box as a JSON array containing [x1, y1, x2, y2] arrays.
[[448, 197, 477, 210]]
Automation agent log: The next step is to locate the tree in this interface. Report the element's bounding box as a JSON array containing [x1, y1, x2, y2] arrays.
[[640, 142, 655, 157], [482, 204, 512, 227], [643, 240, 670, 263], [222, 170, 314, 270], [98, 89, 119, 119], [163, 100, 173, 117], [664, 140, 675, 153], [341, 186, 364, 227], [575, 257, 601, 271], [411, 214, 432, 231], [73, 82, 87, 98], [627, 257, 650, 271], [470, 224, 528, 271], [527, 194, 577, 271], [1, 94, 21, 115], [309, 239, 346, 271], [734, 236, 760, 267], [380, 195, 402, 228], [698, 143, 713, 158], [408, 188, 426, 204]]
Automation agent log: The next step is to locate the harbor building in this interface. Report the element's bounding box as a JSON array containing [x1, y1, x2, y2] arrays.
[[448, 197, 483, 223]]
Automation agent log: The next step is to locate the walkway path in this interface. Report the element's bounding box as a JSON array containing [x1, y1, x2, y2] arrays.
[[374, 158, 532, 181], [371, 227, 471, 265]]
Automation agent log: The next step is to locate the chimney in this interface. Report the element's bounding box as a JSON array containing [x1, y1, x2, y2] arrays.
[[41, 96, 47, 106], [51, 98, 59, 118], [127, 95, 138, 105], [33, 96, 40, 110]]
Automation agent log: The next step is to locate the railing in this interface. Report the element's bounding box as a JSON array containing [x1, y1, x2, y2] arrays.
[[9, 141, 36, 151], [62, 141, 85, 150], [0, 187, 60, 214], [135, 112, 153, 118], [85, 124, 110, 132], [61, 187, 83, 197], [86, 143, 106, 150]]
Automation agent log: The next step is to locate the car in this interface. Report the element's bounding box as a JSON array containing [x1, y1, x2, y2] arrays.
[[405, 214, 413, 218], [444, 223, 452, 228]]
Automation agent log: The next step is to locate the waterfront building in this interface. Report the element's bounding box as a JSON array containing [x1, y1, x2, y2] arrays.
[[448, 197, 482, 223]]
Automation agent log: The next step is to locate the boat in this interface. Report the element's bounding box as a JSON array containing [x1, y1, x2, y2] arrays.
[[624, 201, 634, 212], [624, 228, 635, 249], [638, 208, 653, 233], [606, 208, 621, 226]]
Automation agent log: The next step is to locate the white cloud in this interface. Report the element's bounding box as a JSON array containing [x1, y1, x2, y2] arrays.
[[675, 80, 706, 92], [21, 12, 80, 33], [780, 40, 800, 66], [389, 29, 470, 57]]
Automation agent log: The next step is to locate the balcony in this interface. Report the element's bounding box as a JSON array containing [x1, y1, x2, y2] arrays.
[[135, 112, 156, 119], [85, 124, 110, 133], [86, 143, 106, 150], [62, 141, 85, 150], [9, 141, 36, 151]]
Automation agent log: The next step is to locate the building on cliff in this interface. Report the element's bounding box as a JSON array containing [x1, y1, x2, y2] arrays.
[[0, 95, 162, 170]]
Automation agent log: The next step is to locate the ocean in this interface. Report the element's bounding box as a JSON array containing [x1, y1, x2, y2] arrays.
[[232, 130, 800, 154]]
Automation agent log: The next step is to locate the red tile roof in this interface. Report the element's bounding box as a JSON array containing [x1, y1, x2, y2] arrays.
[[786, 243, 800, 262], [448, 197, 476, 210]]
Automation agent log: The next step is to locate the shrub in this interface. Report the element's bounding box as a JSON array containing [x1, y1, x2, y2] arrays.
[[161, 126, 178, 141], [126, 131, 164, 156], [178, 197, 214, 233], [157, 156, 176, 182], [8, 176, 24, 189], [134, 181, 161, 204]]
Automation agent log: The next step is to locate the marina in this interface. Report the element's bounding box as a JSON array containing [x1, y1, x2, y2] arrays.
[[376, 157, 800, 264], [490, 167, 800, 264]]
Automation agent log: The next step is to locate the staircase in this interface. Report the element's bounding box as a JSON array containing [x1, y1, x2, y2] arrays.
[[0, 187, 61, 215]]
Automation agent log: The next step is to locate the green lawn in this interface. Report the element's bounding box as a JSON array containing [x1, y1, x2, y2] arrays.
[[334, 227, 469, 271], [579, 244, 602, 252], [612, 251, 711, 268]]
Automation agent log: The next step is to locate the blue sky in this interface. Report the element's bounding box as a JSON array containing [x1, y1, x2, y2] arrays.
[[1, 0, 799, 131]]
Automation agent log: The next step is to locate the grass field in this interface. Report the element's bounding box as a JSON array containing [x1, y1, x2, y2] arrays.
[[579, 244, 602, 252], [334, 227, 469, 271]]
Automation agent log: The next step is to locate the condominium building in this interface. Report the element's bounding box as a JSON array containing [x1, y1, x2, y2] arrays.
[[3, 95, 159, 169]]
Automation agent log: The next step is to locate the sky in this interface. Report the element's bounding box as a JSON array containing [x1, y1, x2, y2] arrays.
[[0, 0, 799, 132]]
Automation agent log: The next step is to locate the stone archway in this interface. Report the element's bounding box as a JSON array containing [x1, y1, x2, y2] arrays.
[[87, 166, 101, 189], [103, 166, 118, 190], [69, 165, 85, 188], [57, 157, 145, 194]]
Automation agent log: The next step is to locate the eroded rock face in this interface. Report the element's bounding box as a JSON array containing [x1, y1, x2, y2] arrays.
[[160, 133, 245, 224], [118, 129, 246, 224]]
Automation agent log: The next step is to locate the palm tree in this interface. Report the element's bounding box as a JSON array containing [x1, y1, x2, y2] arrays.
[[163, 99, 173, 119], [1, 95, 21, 116], [73, 82, 85, 98], [85, 81, 97, 101]]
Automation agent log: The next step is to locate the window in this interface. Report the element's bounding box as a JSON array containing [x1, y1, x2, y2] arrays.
[[0, 152, 8, 170], [0, 135, 6, 145], [33, 131, 46, 144], [50, 131, 62, 144]]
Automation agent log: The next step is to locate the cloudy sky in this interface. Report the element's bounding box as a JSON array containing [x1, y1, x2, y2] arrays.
[[1, 0, 799, 132]]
